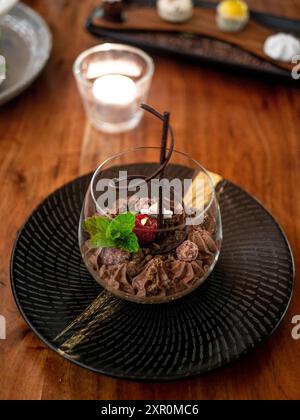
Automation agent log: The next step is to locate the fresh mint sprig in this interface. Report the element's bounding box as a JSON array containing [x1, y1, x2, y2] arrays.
[[83, 212, 139, 253]]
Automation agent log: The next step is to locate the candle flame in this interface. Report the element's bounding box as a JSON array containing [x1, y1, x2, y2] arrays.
[[93, 74, 137, 106]]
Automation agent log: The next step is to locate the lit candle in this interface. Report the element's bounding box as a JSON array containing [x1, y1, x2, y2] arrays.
[[74, 44, 154, 132], [92, 74, 138, 124]]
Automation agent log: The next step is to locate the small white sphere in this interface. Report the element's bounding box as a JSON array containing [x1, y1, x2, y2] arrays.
[[157, 0, 194, 23]]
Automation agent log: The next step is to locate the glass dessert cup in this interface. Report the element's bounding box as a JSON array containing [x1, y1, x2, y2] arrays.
[[79, 148, 222, 304]]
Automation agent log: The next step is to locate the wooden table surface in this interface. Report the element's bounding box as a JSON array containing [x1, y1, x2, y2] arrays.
[[0, 0, 300, 400]]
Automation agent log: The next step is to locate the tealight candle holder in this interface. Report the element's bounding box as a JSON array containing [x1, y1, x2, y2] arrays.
[[73, 43, 154, 133]]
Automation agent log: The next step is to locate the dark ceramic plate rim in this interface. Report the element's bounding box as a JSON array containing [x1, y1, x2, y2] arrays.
[[10, 173, 295, 381]]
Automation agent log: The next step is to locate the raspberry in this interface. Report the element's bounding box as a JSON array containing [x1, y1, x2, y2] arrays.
[[134, 214, 157, 244]]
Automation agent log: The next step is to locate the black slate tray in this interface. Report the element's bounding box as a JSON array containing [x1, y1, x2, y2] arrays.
[[86, 0, 300, 82]]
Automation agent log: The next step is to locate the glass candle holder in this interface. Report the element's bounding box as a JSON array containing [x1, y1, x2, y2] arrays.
[[73, 43, 154, 133], [79, 148, 223, 304]]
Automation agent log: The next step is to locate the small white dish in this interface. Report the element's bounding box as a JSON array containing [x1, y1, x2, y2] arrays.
[[157, 0, 193, 23]]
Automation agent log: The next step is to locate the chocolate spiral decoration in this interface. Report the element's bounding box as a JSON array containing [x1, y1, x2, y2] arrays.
[[112, 104, 174, 188]]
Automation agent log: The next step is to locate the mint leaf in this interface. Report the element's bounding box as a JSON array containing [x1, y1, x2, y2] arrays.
[[83, 212, 140, 253], [107, 212, 136, 240], [116, 232, 139, 253], [90, 233, 115, 249], [83, 216, 110, 236], [83, 216, 113, 249]]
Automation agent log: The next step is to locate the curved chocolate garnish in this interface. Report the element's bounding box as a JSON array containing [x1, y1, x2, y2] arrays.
[[112, 104, 175, 189]]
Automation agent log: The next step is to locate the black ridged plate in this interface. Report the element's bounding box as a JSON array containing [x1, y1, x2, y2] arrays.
[[11, 173, 294, 380]]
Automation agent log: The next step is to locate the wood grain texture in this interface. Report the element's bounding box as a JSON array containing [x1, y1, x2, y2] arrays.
[[0, 0, 300, 400], [95, 6, 293, 71]]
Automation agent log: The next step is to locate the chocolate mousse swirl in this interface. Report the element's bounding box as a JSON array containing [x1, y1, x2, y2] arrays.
[[168, 260, 206, 292], [100, 264, 134, 295], [132, 257, 171, 297], [188, 229, 218, 255], [81, 241, 103, 272]]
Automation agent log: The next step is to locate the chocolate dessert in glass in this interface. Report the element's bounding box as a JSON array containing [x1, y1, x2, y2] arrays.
[[79, 105, 222, 303]]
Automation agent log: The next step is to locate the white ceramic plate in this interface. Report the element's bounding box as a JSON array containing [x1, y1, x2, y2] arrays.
[[0, 2, 52, 105]]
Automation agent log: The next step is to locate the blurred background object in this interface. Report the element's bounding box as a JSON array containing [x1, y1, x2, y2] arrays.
[[0, 1, 51, 105], [0, 0, 18, 17]]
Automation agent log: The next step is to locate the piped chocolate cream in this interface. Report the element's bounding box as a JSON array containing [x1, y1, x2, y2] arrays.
[[81, 212, 218, 298]]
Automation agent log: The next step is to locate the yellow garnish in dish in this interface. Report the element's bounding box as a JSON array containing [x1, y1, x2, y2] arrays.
[[218, 0, 248, 19]]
